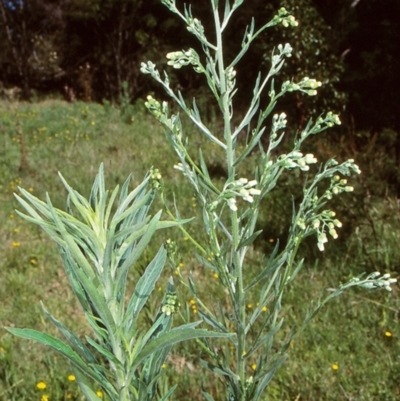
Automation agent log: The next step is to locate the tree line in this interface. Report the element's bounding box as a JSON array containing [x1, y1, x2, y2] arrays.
[[0, 0, 398, 134]]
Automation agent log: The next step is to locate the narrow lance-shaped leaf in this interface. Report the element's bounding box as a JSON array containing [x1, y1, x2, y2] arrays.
[[124, 246, 167, 332], [41, 302, 99, 365], [5, 328, 118, 397], [132, 326, 235, 371], [115, 210, 162, 292]]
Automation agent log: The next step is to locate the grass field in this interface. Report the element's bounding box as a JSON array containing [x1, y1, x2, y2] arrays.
[[0, 99, 399, 401]]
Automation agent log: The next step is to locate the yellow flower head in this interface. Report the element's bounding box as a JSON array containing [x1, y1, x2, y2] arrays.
[[67, 374, 76, 382], [385, 331, 392, 337], [41, 395, 49, 401], [96, 390, 103, 398], [331, 363, 339, 371], [36, 381, 47, 390]]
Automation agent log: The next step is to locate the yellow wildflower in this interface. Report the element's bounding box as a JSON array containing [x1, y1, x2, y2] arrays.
[[67, 374, 76, 382], [30, 257, 38, 266], [331, 363, 339, 371], [36, 381, 47, 390]]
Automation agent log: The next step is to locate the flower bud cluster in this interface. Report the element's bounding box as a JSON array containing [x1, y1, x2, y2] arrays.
[[272, 7, 299, 27], [272, 43, 293, 69], [144, 95, 162, 119], [280, 151, 318, 171], [301, 111, 342, 140], [165, 237, 179, 268], [150, 167, 162, 189], [187, 17, 205, 36], [161, 293, 180, 316], [352, 272, 397, 292], [166, 49, 202, 73], [344, 159, 362, 175], [282, 77, 322, 96], [165, 238, 177, 259], [316, 111, 341, 128], [323, 175, 354, 200], [222, 178, 261, 211], [226, 66, 236, 91], [296, 209, 342, 251], [313, 211, 343, 251], [272, 112, 287, 133], [277, 43, 293, 57], [161, 0, 176, 8], [140, 61, 158, 77]]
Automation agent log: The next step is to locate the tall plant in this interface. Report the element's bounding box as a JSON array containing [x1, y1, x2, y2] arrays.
[[140, 1, 397, 400]]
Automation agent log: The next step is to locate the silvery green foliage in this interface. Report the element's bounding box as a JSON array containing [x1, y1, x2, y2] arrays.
[[7, 165, 233, 401], [142, 1, 396, 401]]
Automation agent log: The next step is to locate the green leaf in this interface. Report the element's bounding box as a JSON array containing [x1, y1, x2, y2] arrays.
[[113, 175, 150, 222], [58, 248, 91, 313], [111, 191, 153, 230], [197, 310, 229, 333], [246, 318, 283, 357], [61, 249, 116, 334], [124, 246, 167, 331], [236, 229, 263, 251], [198, 149, 211, 181], [132, 327, 234, 371], [115, 210, 162, 291], [202, 391, 216, 401], [77, 380, 105, 401], [41, 302, 98, 365], [158, 385, 177, 401], [85, 336, 122, 367], [199, 359, 234, 377], [244, 241, 286, 291], [234, 126, 265, 167], [253, 354, 287, 401], [5, 327, 118, 397]]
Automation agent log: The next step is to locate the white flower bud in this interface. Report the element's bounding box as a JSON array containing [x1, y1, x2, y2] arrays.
[[312, 219, 320, 229], [227, 198, 237, 211], [318, 232, 328, 244], [305, 154, 317, 164], [248, 188, 261, 196], [329, 229, 338, 239]]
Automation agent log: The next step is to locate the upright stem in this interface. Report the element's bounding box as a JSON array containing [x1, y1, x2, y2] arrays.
[[232, 210, 246, 400], [213, 3, 246, 399], [213, 2, 234, 176]]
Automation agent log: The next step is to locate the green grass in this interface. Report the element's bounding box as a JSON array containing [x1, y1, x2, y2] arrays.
[[0, 99, 399, 401]]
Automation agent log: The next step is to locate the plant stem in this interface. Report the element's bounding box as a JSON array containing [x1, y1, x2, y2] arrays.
[[213, 3, 246, 398]]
